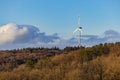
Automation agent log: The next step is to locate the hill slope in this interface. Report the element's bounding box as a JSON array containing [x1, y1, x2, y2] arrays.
[[0, 43, 120, 80]]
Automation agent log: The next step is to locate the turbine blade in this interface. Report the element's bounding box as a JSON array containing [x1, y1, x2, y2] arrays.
[[73, 28, 78, 34], [78, 16, 80, 27]]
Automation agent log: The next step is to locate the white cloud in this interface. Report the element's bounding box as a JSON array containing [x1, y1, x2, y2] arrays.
[[0, 23, 61, 49], [0, 23, 28, 45]]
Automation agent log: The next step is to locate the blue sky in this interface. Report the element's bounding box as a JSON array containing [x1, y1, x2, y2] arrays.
[[0, 0, 120, 38]]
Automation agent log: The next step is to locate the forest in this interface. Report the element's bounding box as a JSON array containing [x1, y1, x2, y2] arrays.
[[0, 42, 120, 80]]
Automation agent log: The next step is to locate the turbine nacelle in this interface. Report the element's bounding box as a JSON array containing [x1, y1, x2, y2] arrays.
[[79, 27, 82, 29]]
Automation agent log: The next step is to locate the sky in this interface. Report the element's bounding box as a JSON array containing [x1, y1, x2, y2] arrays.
[[0, 0, 120, 37], [0, 0, 120, 49]]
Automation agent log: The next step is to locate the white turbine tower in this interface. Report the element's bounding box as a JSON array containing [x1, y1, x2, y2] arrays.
[[73, 17, 82, 47]]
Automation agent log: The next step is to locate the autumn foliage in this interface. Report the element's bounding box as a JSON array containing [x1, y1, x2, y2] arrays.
[[0, 42, 120, 80]]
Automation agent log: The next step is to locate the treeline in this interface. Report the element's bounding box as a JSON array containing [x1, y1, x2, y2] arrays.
[[0, 42, 120, 80], [0, 47, 63, 71], [0, 46, 81, 71]]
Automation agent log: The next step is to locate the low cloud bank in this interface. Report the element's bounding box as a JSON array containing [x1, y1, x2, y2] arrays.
[[79, 29, 120, 46], [0, 23, 120, 49]]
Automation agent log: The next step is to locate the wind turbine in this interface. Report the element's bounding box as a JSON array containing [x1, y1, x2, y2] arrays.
[[73, 17, 82, 47]]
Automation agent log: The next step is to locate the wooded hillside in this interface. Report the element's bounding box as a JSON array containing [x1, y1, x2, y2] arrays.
[[0, 42, 120, 80]]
